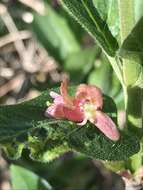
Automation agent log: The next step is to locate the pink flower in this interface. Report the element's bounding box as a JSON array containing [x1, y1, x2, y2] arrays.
[[45, 80, 120, 141]]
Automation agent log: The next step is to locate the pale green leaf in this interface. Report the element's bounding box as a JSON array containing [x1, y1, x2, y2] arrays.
[[64, 46, 100, 83], [93, 0, 119, 37], [33, 4, 80, 61], [11, 165, 52, 190]]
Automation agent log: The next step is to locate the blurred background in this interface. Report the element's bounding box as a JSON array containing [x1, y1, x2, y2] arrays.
[[0, 0, 125, 189]]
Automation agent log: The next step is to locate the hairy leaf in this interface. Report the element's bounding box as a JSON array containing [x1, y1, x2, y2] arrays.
[[61, 0, 118, 56], [0, 87, 139, 161], [93, 0, 119, 37]]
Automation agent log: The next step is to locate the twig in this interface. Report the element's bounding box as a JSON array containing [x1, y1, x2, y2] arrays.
[[0, 31, 31, 48], [18, 0, 45, 15], [0, 4, 27, 65], [0, 4, 40, 73], [0, 67, 14, 78], [0, 74, 25, 97]]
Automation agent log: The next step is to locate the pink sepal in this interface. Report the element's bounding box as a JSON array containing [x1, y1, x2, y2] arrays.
[[93, 111, 120, 141]]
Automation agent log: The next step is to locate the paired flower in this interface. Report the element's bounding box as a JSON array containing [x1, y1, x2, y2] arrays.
[[45, 80, 120, 141]]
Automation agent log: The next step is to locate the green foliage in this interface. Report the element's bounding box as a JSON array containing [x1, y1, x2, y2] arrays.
[[11, 165, 52, 190], [119, 17, 143, 87], [123, 61, 143, 88], [33, 4, 80, 61], [1, 0, 143, 177], [0, 87, 140, 162], [135, 0, 143, 21], [88, 54, 121, 95], [61, 0, 119, 56], [93, 0, 119, 37], [120, 17, 143, 61], [64, 46, 100, 83], [103, 160, 125, 172], [14, 153, 101, 190]]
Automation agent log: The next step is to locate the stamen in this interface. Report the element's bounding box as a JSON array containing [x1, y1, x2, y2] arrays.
[[83, 103, 96, 121]]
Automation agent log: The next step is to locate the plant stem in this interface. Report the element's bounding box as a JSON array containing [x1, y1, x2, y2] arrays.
[[118, 0, 142, 129]]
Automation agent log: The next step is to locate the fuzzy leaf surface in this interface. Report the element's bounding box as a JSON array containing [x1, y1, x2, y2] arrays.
[[61, 0, 118, 56], [0, 87, 139, 161]]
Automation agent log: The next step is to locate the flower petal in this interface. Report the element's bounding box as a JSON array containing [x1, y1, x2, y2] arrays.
[[45, 97, 84, 122], [49, 92, 64, 105], [50, 91, 61, 99], [76, 84, 103, 109], [45, 103, 65, 119], [93, 111, 120, 141], [63, 106, 84, 122]]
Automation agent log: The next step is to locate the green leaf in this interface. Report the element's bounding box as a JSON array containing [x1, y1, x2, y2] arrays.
[[119, 17, 143, 88], [11, 165, 52, 190], [122, 60, 143, 88], [61, 0, 118, 56], [64, 46, 100, 83], [13, 154, 101, 189], [93, 0, 119, 37], [32, 4, 80, 61], [88, 61, 111, 94], [135, 0, 143, 22], [0, 87, 140, 161], [119, 17, 143, 61]]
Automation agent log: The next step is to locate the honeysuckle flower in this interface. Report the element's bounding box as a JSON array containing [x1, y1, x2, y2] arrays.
[[45, 80, 120, 141]]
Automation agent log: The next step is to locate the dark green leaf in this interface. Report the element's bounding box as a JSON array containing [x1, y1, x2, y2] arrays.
[[61, 0, 118, 56], [0, 87, 139, 161], [69, 126, 139, 161]]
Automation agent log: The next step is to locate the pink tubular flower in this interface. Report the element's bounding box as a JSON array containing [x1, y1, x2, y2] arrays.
[[45, 80, 120, 141]]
